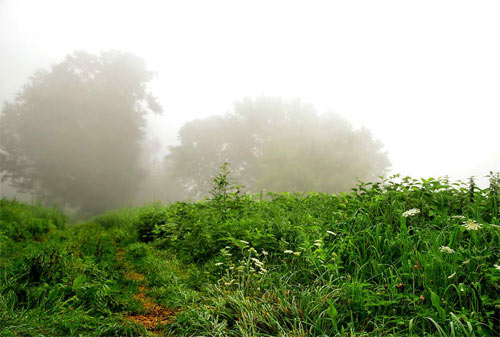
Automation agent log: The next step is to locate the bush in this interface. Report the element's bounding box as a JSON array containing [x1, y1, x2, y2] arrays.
[[0, 198, 65, 241], [136, 204, 167, 243]]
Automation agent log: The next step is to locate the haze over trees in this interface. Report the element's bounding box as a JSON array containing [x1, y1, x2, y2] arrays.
[[0, 51, 162, 215], [0, 51, 390, 214], [166, 97, 390, 199]]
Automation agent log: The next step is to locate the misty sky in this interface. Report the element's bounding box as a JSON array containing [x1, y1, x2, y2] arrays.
[[1, 0, 499, 186]]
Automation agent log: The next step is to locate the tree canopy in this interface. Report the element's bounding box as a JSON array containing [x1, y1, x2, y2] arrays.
[[166, 97, 390, 198], [0, 51, 162, 215]]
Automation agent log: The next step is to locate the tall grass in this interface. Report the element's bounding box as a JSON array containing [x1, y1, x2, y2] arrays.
[[1, 171, 498, 336]]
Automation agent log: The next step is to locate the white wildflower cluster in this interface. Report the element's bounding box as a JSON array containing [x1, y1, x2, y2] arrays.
[[402, 208, 420, 218], [284, 250, 301, 256], [215, 246, 234, 267], [494, 264, 500, 271], [462, 219, 482, 231], [250, 257, 267, 274], [219, 243, 271, 288], [439, 246, 455, 254], [313, 239, 322, 247], [221, 246, 232, 257]]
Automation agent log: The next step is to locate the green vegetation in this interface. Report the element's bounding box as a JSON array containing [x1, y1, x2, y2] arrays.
[[1, 170, 499, 336]]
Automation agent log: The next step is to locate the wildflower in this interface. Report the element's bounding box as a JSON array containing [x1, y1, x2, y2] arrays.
[[313, 242, 321, 247], [402, 208, 420, 217], [293, 251, 301, 256], [494, 264, 500, 271], [251, 258, 264, 268], [249, 247, 258, 254], [215, 262, 223, 266], [462, 219, 482, 231], [284, 250, 294, 254], [240, 240, 249, 245], [326, 230, 336, 236], [439, 246, 455, 254], [261, 250, 269, 256], [447, 272, 456, 279]]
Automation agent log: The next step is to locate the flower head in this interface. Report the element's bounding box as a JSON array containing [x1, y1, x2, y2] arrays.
[[402, 208, 420, 217], [284, 250, 294, 254], [215, 262, 224, 266], [439, 246, 455, 254], [494, 264, 500, 271], [462, 219, 482, 231]]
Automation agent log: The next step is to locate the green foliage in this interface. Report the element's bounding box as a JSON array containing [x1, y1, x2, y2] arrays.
[[137, 203, 167, 243], [0, 203, 146, 336], [156, 173, 500, 336], [0, 198, 65, 241], [2, 171, 499, 336]]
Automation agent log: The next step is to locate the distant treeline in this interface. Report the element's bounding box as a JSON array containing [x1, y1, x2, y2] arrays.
[[0, 51, 389, 216]]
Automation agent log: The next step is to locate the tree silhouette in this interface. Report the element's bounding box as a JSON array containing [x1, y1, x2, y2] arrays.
[[166, 97, 389, 198], [0, 51, 162, 215]]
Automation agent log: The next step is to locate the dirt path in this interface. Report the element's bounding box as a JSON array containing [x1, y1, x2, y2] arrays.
[[116, 248, 179, 336]]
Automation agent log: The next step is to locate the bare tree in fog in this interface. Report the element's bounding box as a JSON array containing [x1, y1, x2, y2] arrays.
[[166, 97, 390, 198], [0, 51, 162, 215]]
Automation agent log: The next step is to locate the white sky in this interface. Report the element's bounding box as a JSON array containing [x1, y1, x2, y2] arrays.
[[1, 0, 499, 185]]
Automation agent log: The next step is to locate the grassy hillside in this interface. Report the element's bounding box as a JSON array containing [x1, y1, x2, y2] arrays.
[[1, 173, 499, 336]]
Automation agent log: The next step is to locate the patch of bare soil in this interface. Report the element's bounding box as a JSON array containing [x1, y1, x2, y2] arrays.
[[116, 246, 178, 335]]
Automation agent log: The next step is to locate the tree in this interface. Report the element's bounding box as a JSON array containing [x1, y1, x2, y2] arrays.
[[0, 51, 162, 215], [166, 97, 389, 198]]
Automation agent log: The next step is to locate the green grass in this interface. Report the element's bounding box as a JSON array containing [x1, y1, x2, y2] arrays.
[[1, 172, 499, 336]]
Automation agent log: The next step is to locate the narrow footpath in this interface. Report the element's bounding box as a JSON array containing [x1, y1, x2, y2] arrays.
[[116, 247, 179, 336]]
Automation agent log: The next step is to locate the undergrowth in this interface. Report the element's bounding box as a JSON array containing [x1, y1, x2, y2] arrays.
[[1, 169, 499, 336]]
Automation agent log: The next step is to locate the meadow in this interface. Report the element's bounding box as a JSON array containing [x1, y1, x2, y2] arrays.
[[1, 171, 499, 336]]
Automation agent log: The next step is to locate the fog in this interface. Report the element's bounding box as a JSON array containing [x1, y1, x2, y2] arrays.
[[1, 0, 499, 215]]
